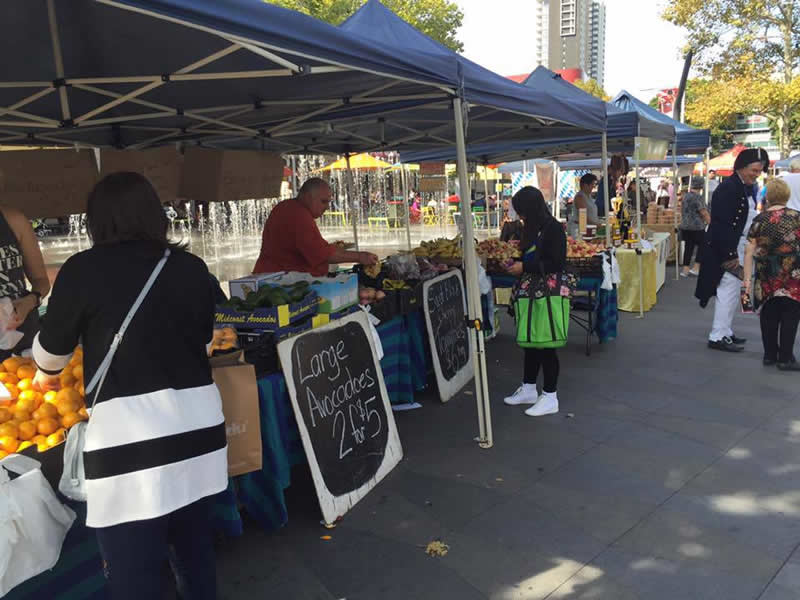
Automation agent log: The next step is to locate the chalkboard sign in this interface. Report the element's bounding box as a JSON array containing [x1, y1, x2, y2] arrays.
[[422, 270, 473, 402], [277, 311, 403, 524]]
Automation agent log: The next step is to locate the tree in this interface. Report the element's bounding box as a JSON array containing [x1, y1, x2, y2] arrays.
[[267, 0, 464, 52], [571, 78, 610, 101], [663, 0, 800, 157]]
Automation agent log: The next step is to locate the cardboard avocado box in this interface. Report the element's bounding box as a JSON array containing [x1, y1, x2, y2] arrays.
[[215, 290, 319, 331]]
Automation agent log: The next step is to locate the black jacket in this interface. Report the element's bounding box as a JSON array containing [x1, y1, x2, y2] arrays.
[[522, 217, 567, 275], [695, 174, 754, 306]]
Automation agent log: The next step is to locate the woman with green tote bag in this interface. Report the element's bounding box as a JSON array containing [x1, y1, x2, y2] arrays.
[[503, 186, 572, 416]]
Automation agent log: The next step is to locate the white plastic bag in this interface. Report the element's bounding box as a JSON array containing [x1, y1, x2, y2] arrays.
[[0, 454, 76, 596], [0, 298, 24, 350]]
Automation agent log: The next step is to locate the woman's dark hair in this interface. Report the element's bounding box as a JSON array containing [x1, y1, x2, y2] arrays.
[[512, 186, 551, 250], [580, 173, 598, 188], [87, 172, 181, 249]]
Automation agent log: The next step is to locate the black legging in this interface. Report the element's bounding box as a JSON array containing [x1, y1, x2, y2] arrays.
[[760, 297, 800, 363], [523, 348, 559, 392], [681, 229, 705, 267]]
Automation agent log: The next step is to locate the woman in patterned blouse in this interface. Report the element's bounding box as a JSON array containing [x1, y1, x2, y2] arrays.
[[744, 178, 800, 370]]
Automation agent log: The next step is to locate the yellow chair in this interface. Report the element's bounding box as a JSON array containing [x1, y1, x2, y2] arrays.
[[324, 211, 347, 227], [422, 206, 438, 226], [368, 217, 391, 230], [447, 205, 458, 224]]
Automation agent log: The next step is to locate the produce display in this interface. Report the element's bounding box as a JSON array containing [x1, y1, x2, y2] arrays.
[[358, 287, 387, 306], [567, 237, 606, 258], [219, 280, 312, 311], [476, 239, 521, 261], [412, 236, 462, 259], [0, 351, 87, 458], [362, 262, 382, 279], [209, 327, 239, 356]]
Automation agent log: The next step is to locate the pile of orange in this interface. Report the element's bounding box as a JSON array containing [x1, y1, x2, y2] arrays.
[[0, 348, 87, 459]]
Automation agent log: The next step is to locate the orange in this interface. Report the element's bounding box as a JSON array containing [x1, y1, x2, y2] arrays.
[[0, 407, 10, 424], [72, 364, 83, 380], [37, 417, 59, 436], [33, 403, 58, 420], [43, 390, 57, 405], [0, 372, 19, 386], [1, 357, 22, 374], [0, 422, 18, 439], [12, 408, 31, 423], [78, 406, 89, 419], [55, 389, 82, 416], [14, 394, 36, 413], [0, 450, 7, 459], [61, 412, 83, 429], [77, 384, 85, 398], [4, 384, 18, 401], [16, 365, 35, 380], [0, 436, 18, 453], [59, 372, 76, 388], [46, 429, 65, 448], [16, 440, 32, 452], [17, 421, 36, 441], [16, 378, 34, 392]]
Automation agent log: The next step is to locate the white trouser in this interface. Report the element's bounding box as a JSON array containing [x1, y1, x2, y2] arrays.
[[709, 272, 740, 341]]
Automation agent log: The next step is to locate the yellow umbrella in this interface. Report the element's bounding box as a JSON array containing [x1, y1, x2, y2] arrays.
[[315, 153, 393, 171]]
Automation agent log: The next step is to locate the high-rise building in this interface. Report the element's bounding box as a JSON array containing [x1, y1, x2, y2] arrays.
[[529, 0, 606, 87]]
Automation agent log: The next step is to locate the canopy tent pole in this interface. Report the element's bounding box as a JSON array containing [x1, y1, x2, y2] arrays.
[[635, 145, 644, 318], [601, 133, 610, 247], [453, 96, 493, 449], [672, 141, 680, 280], [401, 165, 412, 250], [345, 153, 360, 252], [483, 166, 490, 232], [553, 164, 561, 220], [704, 147, 711, 206]]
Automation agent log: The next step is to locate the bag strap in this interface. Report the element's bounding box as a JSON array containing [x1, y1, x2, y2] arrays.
[[84, 249, 171, 410]]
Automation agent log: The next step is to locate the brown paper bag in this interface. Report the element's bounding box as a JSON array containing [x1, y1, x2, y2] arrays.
[[211, 359, 263, 477]]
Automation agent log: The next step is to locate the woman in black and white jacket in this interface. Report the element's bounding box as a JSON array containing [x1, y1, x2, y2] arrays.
[[32, 172, 226, 600]]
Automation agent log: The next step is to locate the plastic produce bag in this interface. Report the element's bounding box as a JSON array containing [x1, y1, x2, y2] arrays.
[[384, 253, 420, 281], [0, 298, 24, 350], [0, 454, 76, 596]]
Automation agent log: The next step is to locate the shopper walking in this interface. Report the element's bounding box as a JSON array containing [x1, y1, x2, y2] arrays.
[[743, 178, 800, 370], [680, 178, 711, 277], [32, 172, 227, 600], [696, 148, 769, 352], [503, 186, 567, 416]]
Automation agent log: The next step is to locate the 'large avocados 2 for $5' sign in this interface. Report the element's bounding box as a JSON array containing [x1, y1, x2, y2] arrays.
[[278, 312, 402, 524]]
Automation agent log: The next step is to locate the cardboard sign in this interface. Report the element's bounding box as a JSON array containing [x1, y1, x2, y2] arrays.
[[422, 270, 473, 402], [180, 147, 283, 202], [100, 147, 183, 204], [211, 353, 263, 477], [277, 311, 402, 525], [419, 176, 446, 193], [0, 149, 98, 218], [419, 162, 445, 176]]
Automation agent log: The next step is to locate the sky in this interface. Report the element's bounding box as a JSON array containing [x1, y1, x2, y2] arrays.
[[454, 0, 689, 103]]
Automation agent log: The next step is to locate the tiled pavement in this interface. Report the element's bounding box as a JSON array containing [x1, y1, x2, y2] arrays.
[[216, 276, 800, 600]]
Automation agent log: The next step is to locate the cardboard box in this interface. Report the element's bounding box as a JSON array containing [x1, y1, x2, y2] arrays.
[[100, 147, 183, 204], [180, 147, 283, 203], [215, 290, 318, 331], [0, 149, 98, 218], [255, 272, 358, 314], [228, 274, 277, 300]]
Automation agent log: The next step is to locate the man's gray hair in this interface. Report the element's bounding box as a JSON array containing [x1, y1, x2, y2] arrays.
[[298, 177, 330, 198], [789, 156, 800, 173]]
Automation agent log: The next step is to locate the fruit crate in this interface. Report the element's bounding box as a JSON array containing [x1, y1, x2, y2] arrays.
[[214, 290, 318, 331], [566, 255, 603, 278]]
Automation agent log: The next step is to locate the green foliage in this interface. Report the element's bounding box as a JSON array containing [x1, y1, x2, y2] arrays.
[[571, 78, 610, 101], [662, 0, 800, 156], [267, 0, 464, 51]]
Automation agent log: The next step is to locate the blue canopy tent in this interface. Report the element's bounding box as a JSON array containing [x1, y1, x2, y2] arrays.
[[556, 156, 702, 171], [611, 91, 711, 282], [2, 0, 612, 447]]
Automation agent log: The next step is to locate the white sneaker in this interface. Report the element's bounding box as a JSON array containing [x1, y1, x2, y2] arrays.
[[680, 271, 688, 278], [688, 269, 699, 277], [504, 383, 538, 405], [525, 392, 559, 416]]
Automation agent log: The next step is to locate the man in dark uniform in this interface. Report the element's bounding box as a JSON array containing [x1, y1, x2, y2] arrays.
[[696, 148, 769, 352]]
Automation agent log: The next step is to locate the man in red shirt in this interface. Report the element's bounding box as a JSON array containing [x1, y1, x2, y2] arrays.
[[253, 178, 378, 275]]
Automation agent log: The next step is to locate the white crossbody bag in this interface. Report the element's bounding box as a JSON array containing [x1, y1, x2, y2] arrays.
[[59, 249, 170, 501]]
